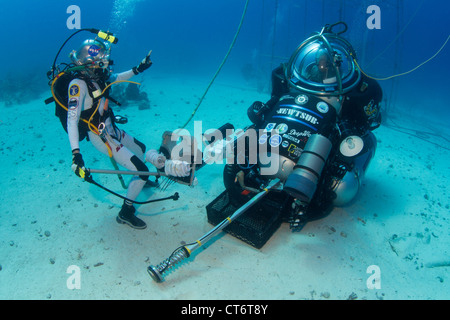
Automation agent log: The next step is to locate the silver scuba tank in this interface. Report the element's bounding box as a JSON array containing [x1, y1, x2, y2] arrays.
[[283, 133, 332, 203]]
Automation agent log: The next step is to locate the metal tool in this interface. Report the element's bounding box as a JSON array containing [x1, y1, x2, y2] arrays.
[[147, 178, 282, 283]]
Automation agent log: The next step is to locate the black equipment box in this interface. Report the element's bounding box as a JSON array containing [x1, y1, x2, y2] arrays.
[[206, 190, 291, 249]]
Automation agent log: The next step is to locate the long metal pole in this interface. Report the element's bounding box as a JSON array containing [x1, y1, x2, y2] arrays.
[[88, 168, 167, 177], [147, 178, 282, 283]]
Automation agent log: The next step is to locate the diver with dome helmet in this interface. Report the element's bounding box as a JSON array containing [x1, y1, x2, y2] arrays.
[[46, 29, 191, 230], [67, 36, 153, 230], [223, 22, 382, 233]]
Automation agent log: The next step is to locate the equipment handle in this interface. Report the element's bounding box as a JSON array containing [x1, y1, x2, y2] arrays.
[[88, 168, 167, 177], [147, 178, 282, 283]]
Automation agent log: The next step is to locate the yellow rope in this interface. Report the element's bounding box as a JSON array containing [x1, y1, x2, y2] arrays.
[[353, 34, 449, 81], [180, 0, 250, 129]]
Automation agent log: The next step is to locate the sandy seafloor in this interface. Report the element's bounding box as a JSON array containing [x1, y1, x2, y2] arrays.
[[0, 74, 448, 300]]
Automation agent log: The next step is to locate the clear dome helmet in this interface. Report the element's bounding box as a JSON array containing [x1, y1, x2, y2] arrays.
[[69, 38, 112, 78], [282, 23, 362, 202], [284, 22, 361, 113]]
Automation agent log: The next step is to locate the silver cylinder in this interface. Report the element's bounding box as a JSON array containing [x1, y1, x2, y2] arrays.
[[283, 134, 332, 202], [332, 170, 360, 206], [259, 155, 296, 181]]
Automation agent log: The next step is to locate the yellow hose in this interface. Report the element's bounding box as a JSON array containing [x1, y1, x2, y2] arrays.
[[51, 72, 140, 135], [51, 71, 141, 158], [353, 34, 449, 81]]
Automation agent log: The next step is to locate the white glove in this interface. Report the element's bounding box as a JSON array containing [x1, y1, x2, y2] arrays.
[[145, 149, 166, 169], [164, 160, 191, 177]]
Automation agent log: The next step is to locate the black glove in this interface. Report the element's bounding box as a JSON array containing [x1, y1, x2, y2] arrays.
[[132, 50, 153, 75], [71, 153, 87, 179], [247, 101, 267, 125]]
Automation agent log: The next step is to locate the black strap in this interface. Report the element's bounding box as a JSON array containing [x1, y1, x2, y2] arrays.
[[83, 171, 179, 204]]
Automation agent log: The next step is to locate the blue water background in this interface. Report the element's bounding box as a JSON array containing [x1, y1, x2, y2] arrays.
[[0, 0, 449, 121], [0, 0, 449, 301]]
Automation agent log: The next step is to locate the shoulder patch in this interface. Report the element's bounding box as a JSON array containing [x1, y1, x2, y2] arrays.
[[68, 97, 78, 109], [69, 84, 80, 97]]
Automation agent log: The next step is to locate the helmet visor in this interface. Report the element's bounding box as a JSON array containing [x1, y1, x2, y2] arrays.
[[72, 39, 111, 68], [287, 34, 360, 95]]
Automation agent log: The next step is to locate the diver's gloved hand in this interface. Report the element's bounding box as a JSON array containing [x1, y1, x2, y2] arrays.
[[145, 149, 166, 169], [133, 50, 153, 75], [164, 160, 191, 177], [247, 101, 267, 125], [145, 150, 190, 177], [71, 152, 88, 179]]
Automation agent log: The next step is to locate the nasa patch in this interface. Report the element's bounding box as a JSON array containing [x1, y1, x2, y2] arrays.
[[68, 98, 78, 117], [69, 84, 80, 97], [88, 45, 101, 57], [68, 97, 78, 109]]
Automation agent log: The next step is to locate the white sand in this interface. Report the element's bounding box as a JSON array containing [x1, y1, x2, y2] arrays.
[[0, 74, 448, 300]]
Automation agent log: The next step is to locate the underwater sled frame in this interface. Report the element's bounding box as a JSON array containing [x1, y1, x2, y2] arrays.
[[206, 185, 292, 249]]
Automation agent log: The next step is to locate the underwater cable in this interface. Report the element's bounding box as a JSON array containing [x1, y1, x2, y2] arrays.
[[180, 0, 250, 129], [353, 34, 450, 81], [365, 0, 425, 69], [383, 118, 450, 151], [83, 170, 179, 204]]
